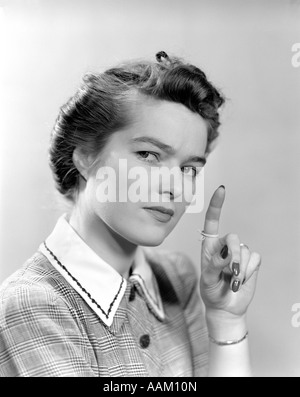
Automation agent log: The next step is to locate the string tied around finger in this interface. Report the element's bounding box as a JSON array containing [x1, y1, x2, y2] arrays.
[[197, 229, 219, 241], [240, 243, 249, 250]]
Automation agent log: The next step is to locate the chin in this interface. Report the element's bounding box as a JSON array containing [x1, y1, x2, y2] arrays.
[[126, 230, 167, 247], [138, 238, 165, 247]]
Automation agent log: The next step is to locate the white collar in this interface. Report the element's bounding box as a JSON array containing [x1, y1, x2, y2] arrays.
[[38, 214, 164, 326]]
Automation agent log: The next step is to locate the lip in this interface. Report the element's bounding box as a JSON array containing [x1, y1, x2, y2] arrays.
[[143, 206, 175, 216], [144, 208, 173, 223]]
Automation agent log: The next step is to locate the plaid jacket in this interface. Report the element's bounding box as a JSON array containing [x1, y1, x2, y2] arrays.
[[0, 246, 208, 377]]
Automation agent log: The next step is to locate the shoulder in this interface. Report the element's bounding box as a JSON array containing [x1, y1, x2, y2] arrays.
[[144, 247, 198, 280], [0, 251, 72, 325], [0, 254, 95, 377], [144, 247, 199, 308]]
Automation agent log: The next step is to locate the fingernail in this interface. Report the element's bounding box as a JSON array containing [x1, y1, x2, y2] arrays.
[[219, 185, 225, 190], [220, 245, 228, 259], [232, 279, 240, 293], [232, 262, 240, 277]]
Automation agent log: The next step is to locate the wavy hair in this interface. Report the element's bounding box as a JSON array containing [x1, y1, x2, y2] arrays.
[[49, 51, 225, 202]]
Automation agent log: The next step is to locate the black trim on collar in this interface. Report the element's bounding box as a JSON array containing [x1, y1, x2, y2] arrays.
[[43, 241, 124, 319]]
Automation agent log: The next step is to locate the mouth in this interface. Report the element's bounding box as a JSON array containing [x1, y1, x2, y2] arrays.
[[143, 206, 175, 216], [143, 206, 174, 223]]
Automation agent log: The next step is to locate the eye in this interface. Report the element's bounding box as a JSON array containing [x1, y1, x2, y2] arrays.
[[136, 151, 159, 163], [182, 166, 199, 178]]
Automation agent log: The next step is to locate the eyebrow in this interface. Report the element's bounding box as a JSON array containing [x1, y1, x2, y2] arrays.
[[130, 136, 207, 165]]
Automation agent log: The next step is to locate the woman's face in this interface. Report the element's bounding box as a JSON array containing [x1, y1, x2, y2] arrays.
[[84, 98, 208, 246]]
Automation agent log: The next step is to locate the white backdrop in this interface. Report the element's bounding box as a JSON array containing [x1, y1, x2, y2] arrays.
[[0, 0, 299, 376]]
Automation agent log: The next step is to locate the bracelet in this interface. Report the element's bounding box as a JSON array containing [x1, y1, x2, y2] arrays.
[[209, 331, 249, 346]]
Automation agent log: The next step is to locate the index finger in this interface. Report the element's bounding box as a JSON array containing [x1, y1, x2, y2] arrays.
[[203, 185, 226, 236]]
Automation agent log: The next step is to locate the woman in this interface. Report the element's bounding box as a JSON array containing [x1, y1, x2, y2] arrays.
[[0, 51, 261, 377]]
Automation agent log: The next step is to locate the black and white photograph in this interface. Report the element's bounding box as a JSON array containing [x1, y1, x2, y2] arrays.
[[0, 0, 299, 378]]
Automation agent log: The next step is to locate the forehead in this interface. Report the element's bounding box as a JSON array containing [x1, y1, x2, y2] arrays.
[[122, 97, 208, 153]]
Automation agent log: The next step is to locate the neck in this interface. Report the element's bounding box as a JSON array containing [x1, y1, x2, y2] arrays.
[[68, 204, 138, 279]]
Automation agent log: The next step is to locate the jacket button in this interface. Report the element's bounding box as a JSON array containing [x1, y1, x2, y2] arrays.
[[139, 334, 150, 348]]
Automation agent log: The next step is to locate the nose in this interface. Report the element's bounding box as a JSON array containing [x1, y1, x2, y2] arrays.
[[159, 166, 183, 200]]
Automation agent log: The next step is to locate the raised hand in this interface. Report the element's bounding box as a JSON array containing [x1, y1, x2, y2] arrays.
[[200, 186, 262, 318]]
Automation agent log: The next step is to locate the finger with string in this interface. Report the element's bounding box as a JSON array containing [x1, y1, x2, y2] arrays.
[[200, 186, 242, 291]]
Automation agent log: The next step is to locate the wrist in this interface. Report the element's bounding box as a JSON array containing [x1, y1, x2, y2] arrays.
[[205, 309, 248, 341]]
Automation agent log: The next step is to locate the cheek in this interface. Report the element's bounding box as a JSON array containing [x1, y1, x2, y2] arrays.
[[126, 170, 152, 204], [91, 199, 138, 236], [119, 161, 157, 205]]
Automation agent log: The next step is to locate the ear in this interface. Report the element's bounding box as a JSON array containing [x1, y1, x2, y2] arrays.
[[72, 147, 94, 181]]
